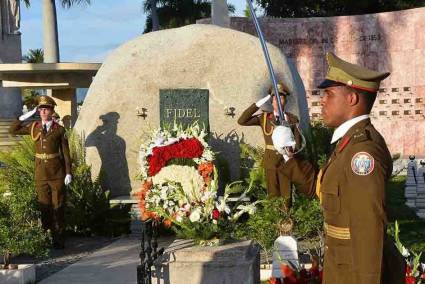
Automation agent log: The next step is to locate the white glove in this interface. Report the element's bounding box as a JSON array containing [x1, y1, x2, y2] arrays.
[[64, 174, 72, 186], [255, 95, 271, 107], [272, 126, 296, 160], [18, 107, 37, 121]]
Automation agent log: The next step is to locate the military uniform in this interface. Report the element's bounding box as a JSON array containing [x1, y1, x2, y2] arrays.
[[276, 53, 405, 284], [9, 96, 71, 247], [238, 88, 302, 208]]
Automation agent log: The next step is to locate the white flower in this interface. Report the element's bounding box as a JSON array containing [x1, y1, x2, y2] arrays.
[[152, 165, 204, 200], [215, 198, 230, 214], [189, 209, 201, 223], [212, 220, 217, 225], [175, 212, 183, 222], [401, 247, 410, 257], [2, 191, 12, 198]]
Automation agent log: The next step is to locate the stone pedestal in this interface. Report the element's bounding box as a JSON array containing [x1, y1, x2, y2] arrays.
[[405, 160, 418, 208], [272, 236, 299, 278], [154, 239, 260, 284]]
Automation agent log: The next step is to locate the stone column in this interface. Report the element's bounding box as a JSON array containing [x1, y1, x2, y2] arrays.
[[405, 157, 418, 208], [416, 161, 425, 219], [211, 0, 230, 28], [52, 88, 77, 128], [42, 0, 59, 63]]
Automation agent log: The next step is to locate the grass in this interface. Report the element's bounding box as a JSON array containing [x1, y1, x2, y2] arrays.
[[386, 175, 425, 259]]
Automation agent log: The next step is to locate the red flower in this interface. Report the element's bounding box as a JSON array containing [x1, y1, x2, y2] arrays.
[[268, 278, 278, 284], [406, 265, 412, 276], [212, 209, 220, 220], [422, 273, 425, 280], [406, 276, 416, 284], [163, 219, 172, 228], [147, 138, 204, 176], [280, 264, 295, 278]]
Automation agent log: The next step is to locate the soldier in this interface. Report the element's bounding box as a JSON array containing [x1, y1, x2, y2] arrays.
[[9, 95, 72, 249], [238, 82, 302, 209], [272, 53, 405, 283]]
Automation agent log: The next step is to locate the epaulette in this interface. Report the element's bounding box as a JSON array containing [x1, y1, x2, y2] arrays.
[[351, 129, 370, 144]]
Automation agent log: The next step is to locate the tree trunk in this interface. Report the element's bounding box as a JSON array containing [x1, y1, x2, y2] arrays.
[[3, 251, 11, 269], [42, 0, 60, 63], [151, 0, 159, 31]]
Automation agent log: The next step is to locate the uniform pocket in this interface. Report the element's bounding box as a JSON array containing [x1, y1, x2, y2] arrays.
[[321, 184, 340, 214]]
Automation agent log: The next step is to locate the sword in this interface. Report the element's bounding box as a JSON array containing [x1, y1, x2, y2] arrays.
[[246, 0, 287, 126]]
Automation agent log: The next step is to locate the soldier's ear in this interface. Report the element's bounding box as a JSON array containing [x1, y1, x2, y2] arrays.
[[347, 90, 360, 107]]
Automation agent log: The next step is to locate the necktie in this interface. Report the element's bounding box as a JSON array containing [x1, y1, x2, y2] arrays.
[[43, 124, 47, 134]]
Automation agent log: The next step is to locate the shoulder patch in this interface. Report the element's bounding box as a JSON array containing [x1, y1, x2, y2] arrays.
[[351, 152, 375, 176]]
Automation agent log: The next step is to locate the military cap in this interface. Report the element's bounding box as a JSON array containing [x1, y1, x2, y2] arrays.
[[318, 52, 390, 92], [37, 95, 57, 108], [269, 82, 290, 96]]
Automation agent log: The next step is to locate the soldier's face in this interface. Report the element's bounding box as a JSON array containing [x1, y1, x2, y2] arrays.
[[272, 94, 286, 112], [321, 87, 350, 128], [38, 107, 53, 121]]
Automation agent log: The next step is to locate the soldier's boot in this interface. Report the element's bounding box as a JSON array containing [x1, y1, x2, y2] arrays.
[[52, 207, 65, 249], [38, 203, 54, 232]]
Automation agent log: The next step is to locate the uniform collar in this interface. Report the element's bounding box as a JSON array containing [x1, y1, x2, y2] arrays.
[[331, 115, 369, 144], [42, 120, 53, 131]]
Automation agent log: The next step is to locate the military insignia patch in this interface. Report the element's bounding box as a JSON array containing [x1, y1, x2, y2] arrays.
[[351, 152, 375, 176]]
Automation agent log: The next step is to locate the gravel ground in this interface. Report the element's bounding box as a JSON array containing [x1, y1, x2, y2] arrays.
[[10, 236, 120, 283]]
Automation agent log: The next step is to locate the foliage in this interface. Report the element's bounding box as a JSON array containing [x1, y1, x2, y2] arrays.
[[255, 0, 425, 18], [22, 48, 44, 63], [0, 137, 50, 261], [303, 120, 333, 168], [393, 221, 425, 283], [142, 0, 235, 33], [291, 193, 323, 239], [66, 130, 130, 236], [233, 197, 288, 256], [386, 176, 425, 260]]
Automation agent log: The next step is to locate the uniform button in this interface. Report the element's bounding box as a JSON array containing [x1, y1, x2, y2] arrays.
[[43, 139, 47, 142], [44, 160, 47, 163], [325, 245, 329, 250], [42, 146, 46, 149]]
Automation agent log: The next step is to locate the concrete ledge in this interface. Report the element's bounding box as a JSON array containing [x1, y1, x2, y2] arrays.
[[0, 264, 36, 284]]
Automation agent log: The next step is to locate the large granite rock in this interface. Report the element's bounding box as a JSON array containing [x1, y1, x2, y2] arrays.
[[153, 239, 260, 284], [75, 24, 308, 196]]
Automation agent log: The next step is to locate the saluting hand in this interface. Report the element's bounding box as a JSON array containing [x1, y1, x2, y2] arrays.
[[255, 94, 271, 107], [18, 107, 37, 121]]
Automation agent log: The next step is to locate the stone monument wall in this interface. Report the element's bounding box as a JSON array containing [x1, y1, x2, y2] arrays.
[[0, 0, 22, 118], [199, 8, 425, 157]]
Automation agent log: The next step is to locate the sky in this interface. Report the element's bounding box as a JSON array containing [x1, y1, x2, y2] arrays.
[[20, 0, 250, 63]]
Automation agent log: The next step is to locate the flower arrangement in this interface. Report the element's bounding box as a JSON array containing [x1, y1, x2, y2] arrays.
[[136, 123, 258, 244], [393, 221, 425, 284]]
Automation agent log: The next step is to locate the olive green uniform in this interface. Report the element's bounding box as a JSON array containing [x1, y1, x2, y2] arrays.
[[238, 103, 301, 207], [9, 119, 71, 245], [279, 119, 405, 284]]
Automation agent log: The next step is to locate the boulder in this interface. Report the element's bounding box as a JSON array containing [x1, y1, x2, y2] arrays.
[[75, 24, 308, 196]]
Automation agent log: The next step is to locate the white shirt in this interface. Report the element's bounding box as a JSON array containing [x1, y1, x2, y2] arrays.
[[331, 115, 370, 144], [42, 120, 53, 132]]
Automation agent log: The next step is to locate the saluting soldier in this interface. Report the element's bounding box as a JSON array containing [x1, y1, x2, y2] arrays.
[[238, 82, 302, 209], [272, 53, 405, 284], [9, 96, 72, 249]]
